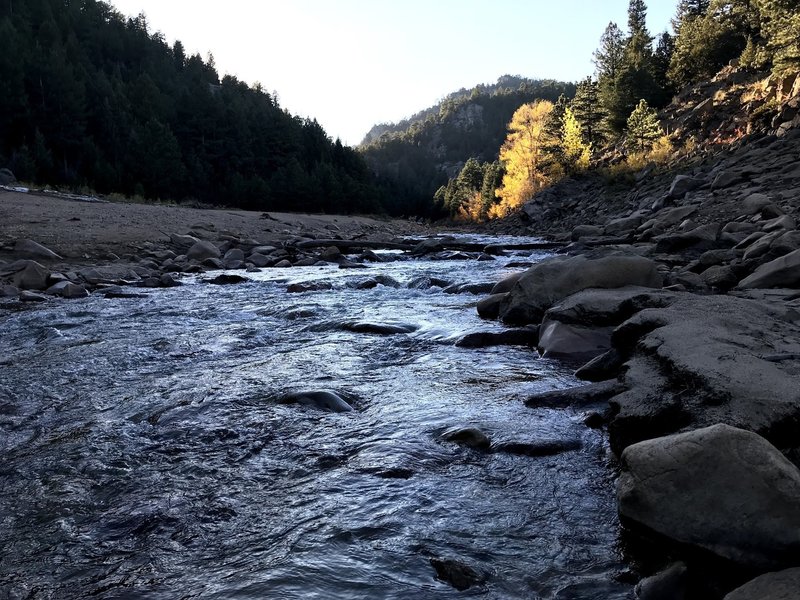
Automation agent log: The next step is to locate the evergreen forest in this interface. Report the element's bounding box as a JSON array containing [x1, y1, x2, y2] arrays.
[[0, 0, 388, 214]]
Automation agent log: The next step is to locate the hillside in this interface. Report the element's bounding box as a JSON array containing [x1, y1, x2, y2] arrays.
[[0, 0, 386, 214], [358, 77, 576, 216]]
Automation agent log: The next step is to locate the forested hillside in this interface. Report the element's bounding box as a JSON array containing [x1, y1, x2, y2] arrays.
[[0, 0, 385, 213], [359, 77, 576, 217], [429, 0, 800, 221]]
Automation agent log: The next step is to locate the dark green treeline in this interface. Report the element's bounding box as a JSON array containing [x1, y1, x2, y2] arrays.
[[0, 0, 392, 213]]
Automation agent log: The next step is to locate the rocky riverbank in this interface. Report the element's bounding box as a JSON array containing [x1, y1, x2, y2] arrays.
[[471, 123, 800, 595]]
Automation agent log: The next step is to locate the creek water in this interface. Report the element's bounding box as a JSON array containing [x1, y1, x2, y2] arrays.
[[0, 236, 633, 599]]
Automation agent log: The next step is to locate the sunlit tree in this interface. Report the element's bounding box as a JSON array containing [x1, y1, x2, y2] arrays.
[[626, 99, 662, 154], [493, 100, 554, 217]]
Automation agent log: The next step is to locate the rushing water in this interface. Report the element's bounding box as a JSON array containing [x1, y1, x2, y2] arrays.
[[0, 236, 633, 599]]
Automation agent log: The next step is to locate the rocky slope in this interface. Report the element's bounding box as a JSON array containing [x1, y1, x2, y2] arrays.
[[472, 68, 800, 599]]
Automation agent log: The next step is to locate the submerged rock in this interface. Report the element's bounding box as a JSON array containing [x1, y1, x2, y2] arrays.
[[206, 274, 249, 285], [342, 322, 417, 335], [618, 424, 800, 569], [277, 390, 354, 413], [455, 327, 538, 348], [441, 427, 491, 451], [430, 557, 486, 591]]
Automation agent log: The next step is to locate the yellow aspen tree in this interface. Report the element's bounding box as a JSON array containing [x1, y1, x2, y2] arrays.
[[561, 107, 591, 174], [494, 100, 554, 217]]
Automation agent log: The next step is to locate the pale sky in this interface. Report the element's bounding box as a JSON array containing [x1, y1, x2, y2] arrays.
[[111, 0, 678, 145]]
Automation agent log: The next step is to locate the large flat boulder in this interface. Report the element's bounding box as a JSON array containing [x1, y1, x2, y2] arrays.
[[14, 239, 62, 261], [497, 254, 663, 325], [608, 294, 800, 453], [618, 424, 800, 569]]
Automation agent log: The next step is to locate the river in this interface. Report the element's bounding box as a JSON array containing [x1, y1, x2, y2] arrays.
[[0, 235, 633, 599]]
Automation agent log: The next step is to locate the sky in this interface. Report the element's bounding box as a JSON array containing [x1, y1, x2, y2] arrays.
[[111, 0, 679, 145]]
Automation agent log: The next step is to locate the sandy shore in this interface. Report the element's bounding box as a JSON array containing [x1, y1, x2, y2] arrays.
[[0, 189, 428, 261]]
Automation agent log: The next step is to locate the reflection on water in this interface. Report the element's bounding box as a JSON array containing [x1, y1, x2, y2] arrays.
[[0, 237, 632, 599]]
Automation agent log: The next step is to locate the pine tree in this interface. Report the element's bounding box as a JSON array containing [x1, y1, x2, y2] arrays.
[[571, 77, 608, 151], [757, 0, 800, 74], [626, 99, 662, 154]]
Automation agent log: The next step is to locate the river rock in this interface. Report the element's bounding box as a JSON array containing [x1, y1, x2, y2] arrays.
[[159, 273, 181, 287], [491, 438, 582, 456], [575, 348, 624, 382], [248, 252, 272, 267], [14, 239, 62, 261], [498, 255, 663, 325], [544, 287, 676, 328], [639, 206, 698, 233], [524, 380, 625, 409], [571, 224, 603, 240], [441, 427, 491, 450], [274, 259, 293, 268], [354, 275, 401, 289], [19, 290, 48, 302], [537, 320, 614, 360], [287, 281, 333, 293], [455, 327, 538, 348], [491, 272, 523, 294], [430, 557, 486, 591], [277, 390, 354, 413], [618, 424, 800, 569], [477, 293, 508, 319], [770, 230, 800, 255], [169, 233, 200, 249], [654, 223, 721, 254], [0, 284, 20, 297], [0, 167, 15, 185], [763, 214, 796, 233], [723, 568, 800, 600], [742, 230, 781, 261], [206, 274, 249, 285], [668, 175, 705, 198], [12, 260, 50, 290], [46, 281, 89, 298], [738, 249, 800, 288], [343, 321, 417, 335], [604, 213, 645, 236], [635, 563, 688, 600], [741, 193, 773, 215], [608, 294, 800, 453], [187, 240, 221, 261], [223, 248, 245, 262]]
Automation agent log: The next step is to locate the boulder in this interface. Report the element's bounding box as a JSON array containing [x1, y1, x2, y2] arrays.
[[0, 167, 16, 185], [12, 261, 50, 290], [723, 568, 800, 600], [343, 321, 417, 335], [738, 248, 800, 289], [223, 248, 245, 262], [477, 293, 508, 320], [668, 175, 705, 198], [770, 230, 800, 256], [287, 281, 333, 293], [742, 193, 773, 215], [169, 233, 200, 249], [490, 272, 523, 294], [491, 438, 582, 457], [46, 281, 89, 298], [248, 252, 272, 267], [498, 255, 663, 325], [543, 287, 676, 328], [711, 170, 742, 190], [604, 213, 645, 236], [19, 290, 48, 302], [571, 224, 604, 241], [455, 327, 538, 348], [654, 223, 720, 253], [319, 246, 342, 262], [742, 230, 781, 260], [186, 240, 221, 261], [763, 214, 796, 233], [273, 259, 293, 268], [159, 273, 181, 287], [537, 319, 614, 360], [0, 284, 20, 297], [525, 380, 625, 409], [206, 274, 249, 285], [638, 206, 698, 233], [575, 348, 624, 382], [635, 563, 688, 600], [618, 424, 800, 569], [608, 294, 800, 453], [14, 239, 62, 261]]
